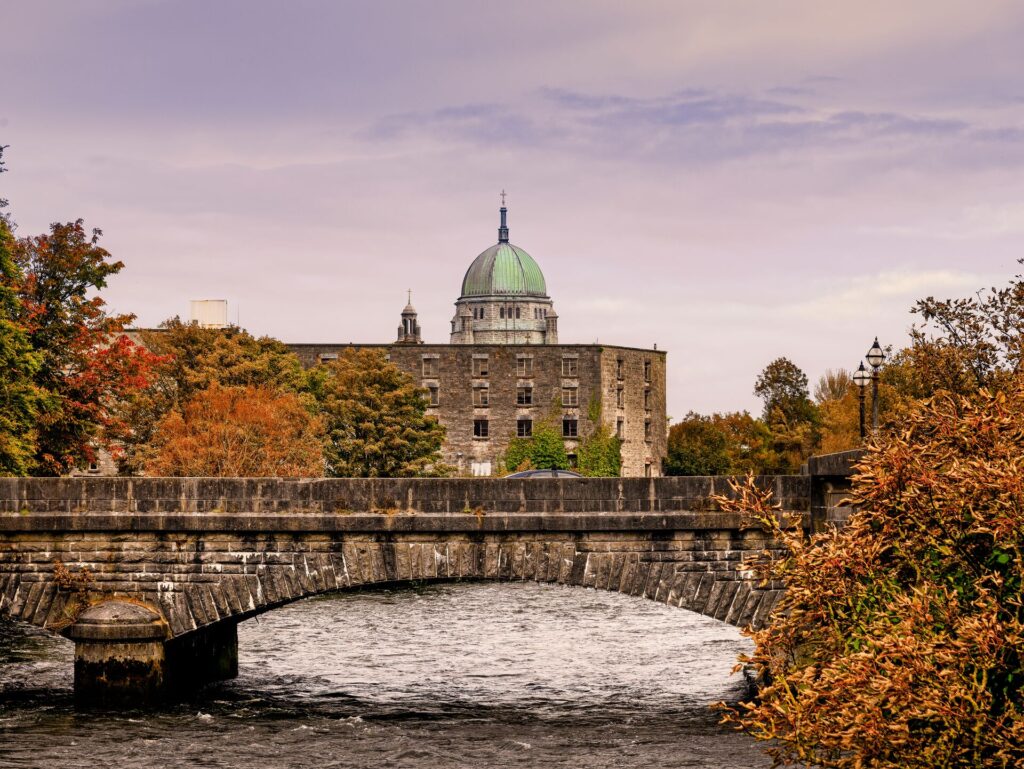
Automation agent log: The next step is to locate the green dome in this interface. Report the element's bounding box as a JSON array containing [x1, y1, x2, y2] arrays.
[[460, 243, 548, 298]]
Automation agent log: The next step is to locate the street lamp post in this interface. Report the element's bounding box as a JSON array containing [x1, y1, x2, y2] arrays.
[[853, 362, 870, 440], [865, 337, 885, 434]]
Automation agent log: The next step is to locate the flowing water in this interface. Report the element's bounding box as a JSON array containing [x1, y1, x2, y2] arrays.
[[0, 582, 770, 768]]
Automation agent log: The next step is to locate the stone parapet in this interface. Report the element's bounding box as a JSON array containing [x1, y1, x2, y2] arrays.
[[0, 475, 810, 516]]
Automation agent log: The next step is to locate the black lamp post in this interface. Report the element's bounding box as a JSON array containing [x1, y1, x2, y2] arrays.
[[853, 362, 870, 440], [865, 337, 885, 434]]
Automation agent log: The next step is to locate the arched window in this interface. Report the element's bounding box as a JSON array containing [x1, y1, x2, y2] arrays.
[[500, 307, 505, 319], [515, 306, 521, 319]]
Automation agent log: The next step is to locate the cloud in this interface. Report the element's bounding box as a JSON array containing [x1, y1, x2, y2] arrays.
[[782, 269, 998, 322], [363, 85, 1018, 171]]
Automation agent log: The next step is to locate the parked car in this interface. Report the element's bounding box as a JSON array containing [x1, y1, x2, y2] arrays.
[[505, 469, 584, 479]]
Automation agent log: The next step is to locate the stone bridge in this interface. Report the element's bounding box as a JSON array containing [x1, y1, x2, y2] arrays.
[[0, 474, 814, 705]]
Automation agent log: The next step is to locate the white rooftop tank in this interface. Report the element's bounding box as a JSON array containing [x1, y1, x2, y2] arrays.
[[189, 300, 229, 329]]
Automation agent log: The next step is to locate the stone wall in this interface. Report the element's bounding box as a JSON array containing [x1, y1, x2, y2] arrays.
[[0, 475, 809, 515]]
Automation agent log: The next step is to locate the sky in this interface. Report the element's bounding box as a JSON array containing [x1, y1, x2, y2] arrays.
[[3, 0, 1023, 417]]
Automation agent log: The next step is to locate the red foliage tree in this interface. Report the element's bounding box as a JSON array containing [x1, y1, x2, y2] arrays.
[[14, 220, 162, 474]]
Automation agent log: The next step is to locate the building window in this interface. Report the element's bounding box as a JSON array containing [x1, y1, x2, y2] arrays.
[[515, 306, 521, 319], [616, 418, 624, 438], [427, 385, 439, 407], [474, 419, 489, 438], [644, 418, 652, 441], [517, 386, 533, 406], [517, 418, 533, 438], [616, 387, 624, 408], [473, 386, 489, 407], [562, 418, 578, 438], [616, 359, 624, 380], [472, 357, 488, 377], [517, 357, 533, 377], [644, 388, 651, 410], [561, 357, 578, 377], [644, 359, 652, 381], [562, 387, 578, 407], [500, 307, 505, 319], [318, 353, 339, 364], [422, 357, 439, 377]]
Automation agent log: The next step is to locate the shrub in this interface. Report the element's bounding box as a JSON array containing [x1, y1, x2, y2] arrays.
[[718, 382, 1024, 768]]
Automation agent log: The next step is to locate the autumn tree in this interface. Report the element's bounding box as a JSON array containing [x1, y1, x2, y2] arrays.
[[14, 220, 160, 474], [813, 368, 851, 402], [309, 348, 446, 477], [812, 368, 864, 454], [115, 319, 309, 473], [0, 217, 46, 474], [0, 144, 8, 214], [718, 384, 1024, 768], [145, 383, 324, 477]]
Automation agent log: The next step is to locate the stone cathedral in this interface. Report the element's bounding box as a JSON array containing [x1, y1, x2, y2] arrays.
[[290, 202, 667, 477]]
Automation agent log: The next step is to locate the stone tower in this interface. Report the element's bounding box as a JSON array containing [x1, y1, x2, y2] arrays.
[[450, 202, 557, 345], [396, 291, 422, 344]]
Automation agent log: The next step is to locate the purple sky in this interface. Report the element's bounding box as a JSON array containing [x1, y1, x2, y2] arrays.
[[3, 1, 1024, 417]]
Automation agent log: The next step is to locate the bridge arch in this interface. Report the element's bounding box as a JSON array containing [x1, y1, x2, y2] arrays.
[[0, 531, 785, 642]]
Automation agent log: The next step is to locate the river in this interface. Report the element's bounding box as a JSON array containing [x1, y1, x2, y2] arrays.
[[0, 582, 770, 768]]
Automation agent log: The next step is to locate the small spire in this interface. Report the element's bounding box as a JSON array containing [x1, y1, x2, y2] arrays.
[[498, 191, 509, 244], [407, 289, 412, 304]]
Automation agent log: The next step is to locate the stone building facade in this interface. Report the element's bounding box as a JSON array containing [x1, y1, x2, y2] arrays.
[[289, 342, 666, 477], [288, 202, 667, 477]]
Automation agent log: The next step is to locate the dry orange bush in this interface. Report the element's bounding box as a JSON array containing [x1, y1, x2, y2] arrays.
[[145, 382, 324, 477], [718, 382, 1024, 768]]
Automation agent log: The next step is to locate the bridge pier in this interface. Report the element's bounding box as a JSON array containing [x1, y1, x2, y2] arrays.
[[66, 601, 237, 707], [67, 601, 169, 707]]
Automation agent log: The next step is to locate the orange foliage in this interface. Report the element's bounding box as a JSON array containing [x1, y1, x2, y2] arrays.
[[145, 383, 324, 477], [717, 383, 1024, 768]]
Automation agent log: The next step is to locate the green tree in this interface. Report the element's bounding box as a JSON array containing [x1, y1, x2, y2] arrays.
[[0, 217, 46, 474], [116, 319, 309, 473], [754, 357, 819, 471], [14, 220, 160, 474], [754, 356, 817, 425], [504, 416, 570, 473], [576, 400, 621, 477], [665, 412, 731, 476], [718, 382, 1024, 768], [310, 348, 446, 477], [665, 411, 779, 476]]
